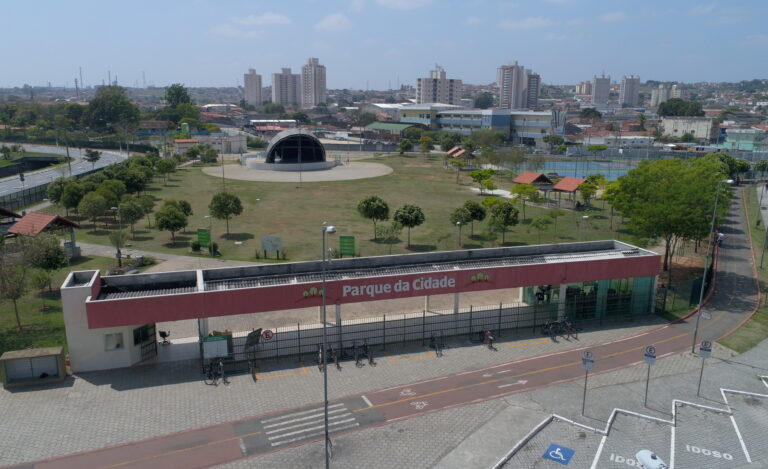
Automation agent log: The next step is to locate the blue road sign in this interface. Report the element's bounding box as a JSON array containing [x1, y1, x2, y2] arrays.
[[543, 444, 575, 465]]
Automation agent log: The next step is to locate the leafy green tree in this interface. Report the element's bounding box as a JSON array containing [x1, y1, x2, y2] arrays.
[[547, 209, 566, 237], [511, 184, 539, 220], [84, 149, 101, 170], [463, 200, 486, 237], [449, 158, 466, 183], [155, 158, 176, 185], [78, 192, 108, 228], [474, 92, 494, 109], [468, 129, 505, 148], [403, 127, 423, 140], [754, 160, 768, 178], [165, 83, 192, 107], [450, 207, 472, 246], [264, 103, 285, 114], [82, 86, 139, 131], [440, 133, 463, 152], [61, 182, 85, 215], [470, 169, 495, 194], [118, 196, 144, 238], [357, 195, 390, 240], [208, 192, 244, 236], [0, 262, 27, 330], [138, 195, 156, 228], [0, 146, 11, 160], [637, 113, 647, 130], [481, 178, 497, 193], [394, 204, 425, 248], [27, 233, 68, 291], [529, 217, 553, 243], [587, 144, 608, 154], [398, 138, 413, 155], [488, 200, 519, 244], [155, 204, 187, 244], [579, 108, 602, 120], [542, 135, 564, 152], [109, 230, 130, 267], [419, 136, 434, 158], [47, 177, 73, 205], [30, 269, 53, 310], [681, 132, 695, 142], [578, 181, 598, 206], [376, 221, 403, 255], [657, 98, 704, 117]]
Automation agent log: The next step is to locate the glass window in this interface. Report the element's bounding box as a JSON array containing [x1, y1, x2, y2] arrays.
[[105, 333, 124, 351]]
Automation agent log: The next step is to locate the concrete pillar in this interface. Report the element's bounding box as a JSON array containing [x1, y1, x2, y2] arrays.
[[558, 283, 567, 320], [336, 304, 342, 349], [453, 292, 460, 314], [424, 295, 430, 313], [198, 318, 209, 338]]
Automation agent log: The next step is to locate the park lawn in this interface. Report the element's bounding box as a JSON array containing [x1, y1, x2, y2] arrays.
[[48, 154, 651, 262], [718, 185, 768, 353], [0, 256, 116, 355]]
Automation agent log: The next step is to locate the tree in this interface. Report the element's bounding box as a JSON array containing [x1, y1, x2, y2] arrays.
[[587, 144, 608, 154], [109, 230, 129, 267], [82, 86, 139, 131], [118, 196, 144, 238], [357, 195, 390, 240], [26, 233, 68, 291], [754, 160, 768, 178], [450, 207, 473, 246], [511, 184, 539, 220], [579, 108, 602, 120], [155, 204, 187, 244], [578, 181, 598, 206], [0, 146, 11, 160], [0, 263, 27, 330], [449, 158, 466, 183], [488, 200, 519, 244], [264, 103, 285, 114], [681, 132, 695, 142], [165, 83, 192, 107], [61, 181, 85, 215], [394, 204, 425, 248], [30, 269, 52, 311], [637, 113, 647, 131], [529, 217, 553, 243], [84, 149, 102, 170], [481, 178, 497, 193], [403, 127, 423, 140], [138, 195, 155, 228], [155, 158, 176, 185], [440, 133, 463, 152], [474, 92, 493, 109], [463, 200, 486, 237], [470, 169, 495, 194], [47, 177, 73, 205], [376, 221, 403, 255], [542, 135, 564, 152], [397, 138, 413, 155], [657, 98, 704, 117], [467, 129, 505, 148], [419, 136, 434, 158], [78, 192, 108, 228], [547, 209, 566, 237], [208, 192, 243, 236]]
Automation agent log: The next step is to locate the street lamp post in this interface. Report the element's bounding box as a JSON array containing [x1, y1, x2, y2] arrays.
[[456, 221, 462, 247], [321, 222, 336, 468], [204, 215, 213, 256], [691, 179, 733, 353]]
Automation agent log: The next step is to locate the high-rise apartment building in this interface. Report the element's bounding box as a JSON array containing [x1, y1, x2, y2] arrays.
[[670, 84, 682, 99], [525, 73, 541, 110], [591, 74, 611, 106], [497, 62, 540, 110], [301, 57, 326, 109], [243, 69, 262, 107], [271, 68, 301, 107], [619, 75, 640, 107], [416, 66, 462, 105], [650, 84, 669, 107], [576, 81, 593, 95]]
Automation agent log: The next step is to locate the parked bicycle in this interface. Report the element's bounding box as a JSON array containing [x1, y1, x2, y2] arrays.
[[203, 358, 228, 386], [329, 346, 341, 370], [430, 333, 444, 358], [362, 340, 376, 367], [541, 319, 580, 340]]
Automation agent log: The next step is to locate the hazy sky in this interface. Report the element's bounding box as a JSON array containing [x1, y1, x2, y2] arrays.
[[1, 0, 765, 90]]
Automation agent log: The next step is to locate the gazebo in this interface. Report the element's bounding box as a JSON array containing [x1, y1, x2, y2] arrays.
[[8, 212, 81, 257], [552, 176, 587, 208]]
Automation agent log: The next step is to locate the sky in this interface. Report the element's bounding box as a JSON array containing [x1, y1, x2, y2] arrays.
[[1, 0, 766, 90]]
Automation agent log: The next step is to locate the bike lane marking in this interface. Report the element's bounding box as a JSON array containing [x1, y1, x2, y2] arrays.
[[254, 363, 308, 380]]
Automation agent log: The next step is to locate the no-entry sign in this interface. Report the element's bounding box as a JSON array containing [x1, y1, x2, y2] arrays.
[[262, 329, 274, 341]]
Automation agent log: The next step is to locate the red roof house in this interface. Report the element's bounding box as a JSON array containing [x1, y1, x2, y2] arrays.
[[8, 212, 81, 237]]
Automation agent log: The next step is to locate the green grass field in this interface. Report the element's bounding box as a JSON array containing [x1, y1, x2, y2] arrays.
[[49, 154, 649, 262]]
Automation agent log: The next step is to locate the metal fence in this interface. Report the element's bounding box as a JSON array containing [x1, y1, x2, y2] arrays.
[[208, 293, 654, 373]]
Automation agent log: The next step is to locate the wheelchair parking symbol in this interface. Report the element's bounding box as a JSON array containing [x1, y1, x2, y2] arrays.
[[543, 444, 575, 465]]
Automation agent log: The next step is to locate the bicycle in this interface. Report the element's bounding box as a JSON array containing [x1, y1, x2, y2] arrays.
[[329, 346, 341, 370], [362, 340, 376, 367], [203, 360, 221, 386], [561, 320, 579, 340], [353, 341, 364, 368], [482, 329, 497, 351]]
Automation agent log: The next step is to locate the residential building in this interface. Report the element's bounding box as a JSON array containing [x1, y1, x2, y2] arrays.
[[243, 69, 262, 107], [526, 73, 541, 110], [660, 116, 718, 141], [619, 75, 640, 107], [416, 66, 462, 105], [271, 68, 301, 107], [591, 74, 611, 106], [651, 84, 670, 107], [576, 81, 592, 95], [301, 57, 326, 109], [670, 84, 682, 99], [724, 128, 768, 151]]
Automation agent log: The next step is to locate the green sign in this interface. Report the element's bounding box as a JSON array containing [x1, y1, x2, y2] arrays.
[[197, 228, 211, 248], [339, 236, 356, 257]]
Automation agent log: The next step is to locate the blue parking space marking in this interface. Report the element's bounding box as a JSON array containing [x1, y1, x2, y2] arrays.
[[543, 444, 575, 465]]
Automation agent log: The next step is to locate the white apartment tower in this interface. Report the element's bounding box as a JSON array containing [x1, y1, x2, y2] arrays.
[[651, 84, 669, 107], [271, 68, 301, 107], [243, 69, 262, 107], [619, 75, 640, 107], [416, 65, 462, 105], [591, 74, 611, 106], [301, 57, 327, 109], [497, 62, 527, 109]]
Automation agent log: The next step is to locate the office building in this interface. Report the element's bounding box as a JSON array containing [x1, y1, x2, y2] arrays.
[[243, 69, 262, 107], [301, 57, 327, 109], [525, 73, 541, 110], [619, 75, 640, 107], [271, 68, 301, 107], [416, 66, 462, 105], [591, 74, 610, 106]]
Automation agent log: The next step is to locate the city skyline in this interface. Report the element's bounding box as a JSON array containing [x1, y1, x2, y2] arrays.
[[0, 0, 766, 90]]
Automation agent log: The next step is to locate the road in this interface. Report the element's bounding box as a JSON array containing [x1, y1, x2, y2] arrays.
[[0, 143, 126, 198], [2, 189, 757, 469]]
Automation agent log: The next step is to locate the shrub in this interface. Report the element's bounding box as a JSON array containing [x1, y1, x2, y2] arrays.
[[191, 241, 201, 252]]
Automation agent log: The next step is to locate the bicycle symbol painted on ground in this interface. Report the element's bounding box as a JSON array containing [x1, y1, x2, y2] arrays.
[[410, 401, 429, 410], [399, 388, 416, 396]]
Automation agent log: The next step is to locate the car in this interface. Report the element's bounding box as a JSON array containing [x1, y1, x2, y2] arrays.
[[635, 450, 668, 469]]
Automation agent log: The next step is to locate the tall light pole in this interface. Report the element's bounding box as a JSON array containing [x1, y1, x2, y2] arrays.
[[321, 222, 336, 468], [691, 179, 733, 353], [456, 221, 462, 247]]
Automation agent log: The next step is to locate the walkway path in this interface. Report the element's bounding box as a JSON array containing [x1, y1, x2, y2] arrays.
[[0, 187, 758, 468]]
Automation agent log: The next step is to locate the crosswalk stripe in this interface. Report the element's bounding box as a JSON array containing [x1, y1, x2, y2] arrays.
[[263, 408, 347, 429], [261, 403, 344, 424], [265, 413, 352, 435], [270, 423, 360, 447], [268, 418, 357, 441]]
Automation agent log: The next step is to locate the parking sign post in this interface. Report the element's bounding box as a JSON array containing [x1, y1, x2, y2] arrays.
[[643, 345, 656, 407], [581, 350, 595, 416], [697, 340, 712, 397]]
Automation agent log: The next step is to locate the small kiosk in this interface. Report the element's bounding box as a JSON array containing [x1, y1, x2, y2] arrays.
[[1, 346, 67, 389]]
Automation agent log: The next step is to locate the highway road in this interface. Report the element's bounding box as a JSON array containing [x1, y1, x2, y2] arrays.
[[0, 144, 126, 198]]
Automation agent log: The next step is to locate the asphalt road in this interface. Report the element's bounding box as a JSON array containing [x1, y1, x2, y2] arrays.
[[0, 144, 126, 198]]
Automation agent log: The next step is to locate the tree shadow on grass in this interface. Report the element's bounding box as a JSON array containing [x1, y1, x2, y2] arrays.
[[88, 229, 110, 236], [224, 232, 255, 241], [406, 244, 437, 252], [130, 235, 154, 242], [462, 242, 484, 249], [499, 241, 527, 247]]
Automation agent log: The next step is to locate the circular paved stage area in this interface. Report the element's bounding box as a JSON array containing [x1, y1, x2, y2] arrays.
[[201, 161, 393, 182]]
